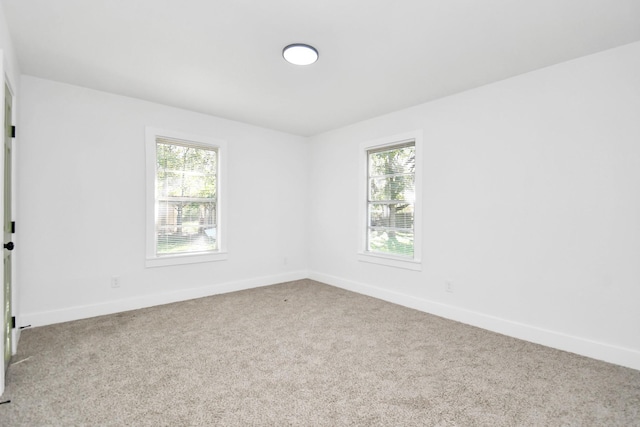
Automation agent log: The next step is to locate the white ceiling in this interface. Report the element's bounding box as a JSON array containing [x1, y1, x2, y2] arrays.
[[3, 0, 640, 136]]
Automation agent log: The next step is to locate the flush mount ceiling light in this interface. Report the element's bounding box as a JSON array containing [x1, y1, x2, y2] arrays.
[[282, 43, 319, 65]]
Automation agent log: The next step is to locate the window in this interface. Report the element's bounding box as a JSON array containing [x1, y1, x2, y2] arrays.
[[146, 128, 227, 267], [367, 142, 415, 256], [359, 131, 422, 270]]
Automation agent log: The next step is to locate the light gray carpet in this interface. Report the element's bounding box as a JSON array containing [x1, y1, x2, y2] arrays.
[[1, 279, 639, 426]]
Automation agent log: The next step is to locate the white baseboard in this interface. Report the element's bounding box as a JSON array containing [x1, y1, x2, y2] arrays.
[[20, 270, 308, 328], [309, 271, 640, 372], [18, 269, 640, 372]]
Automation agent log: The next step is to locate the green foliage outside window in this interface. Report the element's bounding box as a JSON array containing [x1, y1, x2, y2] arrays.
[[156, 140, 218, 255], [367, 143, 415, 257]]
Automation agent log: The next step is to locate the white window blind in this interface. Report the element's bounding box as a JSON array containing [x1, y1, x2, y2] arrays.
[[366, 141, 416, 258], [155, 137, 218, 256]]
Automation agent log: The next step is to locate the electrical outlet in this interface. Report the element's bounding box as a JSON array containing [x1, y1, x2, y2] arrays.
[[111, 276, 120, 288], [283, 257, 288, 265], [445, 281, 454, 293]]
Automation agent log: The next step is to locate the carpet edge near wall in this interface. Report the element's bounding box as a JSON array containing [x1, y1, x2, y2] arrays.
[[15, 270, 640, 372], [17, 270, 309, 328], [308, 271, 640, 372]]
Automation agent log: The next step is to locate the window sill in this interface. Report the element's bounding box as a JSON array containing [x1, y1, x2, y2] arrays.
[[357, 252, 422, 271], [146, 252, 228, 268]]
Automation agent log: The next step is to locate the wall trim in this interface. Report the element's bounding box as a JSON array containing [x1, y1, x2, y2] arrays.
[[19, 269, 640, 372], [20, 271, 308, 328], [309, 271, 640, 372]]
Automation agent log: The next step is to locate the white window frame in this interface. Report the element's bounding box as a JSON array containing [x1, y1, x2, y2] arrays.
[[145, 127, 228, 267], [358, 130, 423, 271]]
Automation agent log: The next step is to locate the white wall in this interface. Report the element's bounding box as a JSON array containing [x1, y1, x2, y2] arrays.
[[17, 76, 309, 326], [308, 41, 640, 370], [0, 0, 19, 86]]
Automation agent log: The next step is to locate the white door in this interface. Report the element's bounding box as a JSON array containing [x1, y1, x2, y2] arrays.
[[3, 82, 13, 373]]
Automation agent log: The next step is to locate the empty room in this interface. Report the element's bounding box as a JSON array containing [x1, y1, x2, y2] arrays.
[[1, 0, 640, 425]]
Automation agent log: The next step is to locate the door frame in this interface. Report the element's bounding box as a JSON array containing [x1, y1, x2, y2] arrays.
[[3, 79, 13, 374], [1, 60, 17, 394]]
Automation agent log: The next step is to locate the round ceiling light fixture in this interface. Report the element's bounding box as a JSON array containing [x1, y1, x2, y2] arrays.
[[283, 43, 319, 65]]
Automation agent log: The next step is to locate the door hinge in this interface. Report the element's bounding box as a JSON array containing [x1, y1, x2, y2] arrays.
[[11, 316, 15, 329], [11, 221, 15, 234], [11, 126, 16, 138]]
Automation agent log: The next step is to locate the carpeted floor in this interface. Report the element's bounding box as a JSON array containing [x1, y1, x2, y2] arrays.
[[1, 279, 639, 426]]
